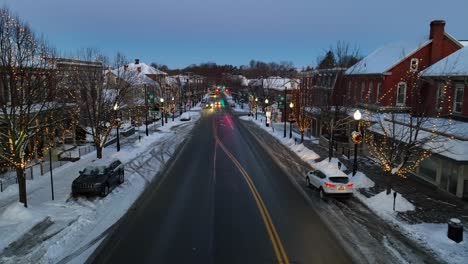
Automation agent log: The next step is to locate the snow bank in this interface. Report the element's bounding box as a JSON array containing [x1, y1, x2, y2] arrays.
[[1, 203, 33, 222], [404, 223, 468, 264], [351, 171, 375, 189]]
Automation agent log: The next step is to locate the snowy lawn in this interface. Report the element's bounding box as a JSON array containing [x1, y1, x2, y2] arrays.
[[0, 111, 201, 264], [240, 114, 468, 264]]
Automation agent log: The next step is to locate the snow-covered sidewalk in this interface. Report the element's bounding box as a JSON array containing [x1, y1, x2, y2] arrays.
[[0, 111, 201, 264], [240, 115, 468, 264]]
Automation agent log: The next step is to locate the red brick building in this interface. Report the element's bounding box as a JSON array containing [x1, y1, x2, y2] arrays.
[[421, 44, 468, 119], [345, 20, 464, 112]]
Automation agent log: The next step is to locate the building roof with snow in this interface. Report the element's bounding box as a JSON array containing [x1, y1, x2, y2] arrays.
[[346, 38, 431, 75], [249, 77, 299, 90], [421, 45, 468, 77]]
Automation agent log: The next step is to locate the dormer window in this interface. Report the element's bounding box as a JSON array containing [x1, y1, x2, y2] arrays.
[[410, 58, 419, 72]]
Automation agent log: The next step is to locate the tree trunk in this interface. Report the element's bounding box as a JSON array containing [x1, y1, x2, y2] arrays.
[[96, 145, 103, 159], [16, 167, 28, 208], [301, 131, 304, 143]]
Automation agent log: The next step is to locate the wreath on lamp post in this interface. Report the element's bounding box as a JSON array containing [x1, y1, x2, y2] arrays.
[[351, 131, 362, 144]]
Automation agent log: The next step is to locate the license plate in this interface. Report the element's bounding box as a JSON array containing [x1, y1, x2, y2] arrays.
[[338, 186, 345, 191]]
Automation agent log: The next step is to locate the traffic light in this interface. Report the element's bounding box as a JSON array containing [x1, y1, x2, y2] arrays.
[[225, 88, 229, 93], [215, 88, 220, 94]]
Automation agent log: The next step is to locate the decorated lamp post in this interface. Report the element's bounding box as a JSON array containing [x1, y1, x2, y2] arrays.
[[113, 103, 121, 152], [264, 98, 269, 127], [172, 97, 175, 121], [289, 102, 294, 138], [255, 97, 258, 120], [352, 110, 362, 176], [160, 97, 165, 126]]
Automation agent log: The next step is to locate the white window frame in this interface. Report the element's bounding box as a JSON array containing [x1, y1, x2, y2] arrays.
[[376, 82, 382, 103], [435, 83, 445, 112], [453, 83, 464, 114], [410, 58, 419, 72], [396, 82, 407, 106]]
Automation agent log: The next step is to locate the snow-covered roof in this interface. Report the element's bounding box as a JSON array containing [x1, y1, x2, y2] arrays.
[[117, 62, 167, 76], [421, 46, 468, 77], [346, 39, 431, 75], [459, 40, 468, 47], [250, 77, 300, 90]]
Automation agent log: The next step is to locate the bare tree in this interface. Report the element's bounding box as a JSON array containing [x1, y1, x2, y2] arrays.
[[363, 71, 452, 192], [0, 7, 59, 207], [292, 81, 311, 143], [68, 49, 135, 159]]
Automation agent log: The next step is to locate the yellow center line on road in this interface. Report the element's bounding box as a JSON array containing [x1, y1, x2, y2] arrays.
[[212, 120, 290, 264]]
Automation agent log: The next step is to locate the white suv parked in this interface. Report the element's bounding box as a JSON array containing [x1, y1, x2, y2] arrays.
[[305, 169, 353, 199]]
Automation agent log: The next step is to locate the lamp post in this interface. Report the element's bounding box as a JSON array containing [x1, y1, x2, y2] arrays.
[[113, 104, 121, 152], [264, 98, 269, 127], [289, 102, 294, 138], [352, 109, 362, 176], [255, 97, 258, 120], [171, 97, 175, 121], [160, 97, 165, 126], [283, 85, 288, 138]]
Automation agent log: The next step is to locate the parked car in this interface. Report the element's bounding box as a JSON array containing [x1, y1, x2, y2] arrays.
[[305, 169, 353, 199], [72, 159, 124, 197]]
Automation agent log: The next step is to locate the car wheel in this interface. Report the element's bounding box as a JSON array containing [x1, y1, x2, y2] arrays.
[[101, 185, 109, 197], [319, 188, 326, 200], [306, 177, 311, 188], [119, 173, 124, 184]]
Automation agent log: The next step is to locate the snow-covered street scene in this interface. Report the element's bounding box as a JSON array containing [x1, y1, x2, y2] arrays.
[[1, 1, 468, 264]]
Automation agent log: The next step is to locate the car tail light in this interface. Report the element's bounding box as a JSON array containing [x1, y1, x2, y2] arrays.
[[347, 183, 354, 187], [325, 182, 336, 188]]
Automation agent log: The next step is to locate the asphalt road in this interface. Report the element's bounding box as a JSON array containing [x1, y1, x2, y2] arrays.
[[89, 104, 353, 264]]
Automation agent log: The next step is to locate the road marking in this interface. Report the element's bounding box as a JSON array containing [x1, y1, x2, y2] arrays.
[[212, 120, 290, 264]]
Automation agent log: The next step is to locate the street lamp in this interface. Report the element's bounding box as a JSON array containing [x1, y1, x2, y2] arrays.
[[113, 104, 121, 152], [289, 102, 294, 139], [171, 97, 175, 121], [264, 98, 269, 127], [255, 97, 258, 120], [352, 109, 362, 176], [160, 98, 165, 126]]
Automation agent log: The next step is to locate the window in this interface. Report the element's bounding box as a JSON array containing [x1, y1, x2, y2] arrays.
[[396, 82, 407, 106], [354, 82, 359, 100], [410, 58, 419, 72], [376, 82, 382, 103], [435, 83, 445, 112], [453, 83, 464, 113], [361, 82, 366, 101], [348, 81, 352, 99], [368, 82, 374, 103]]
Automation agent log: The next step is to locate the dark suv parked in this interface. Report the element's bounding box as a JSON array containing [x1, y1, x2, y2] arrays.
[[72, 159, 124, 197]]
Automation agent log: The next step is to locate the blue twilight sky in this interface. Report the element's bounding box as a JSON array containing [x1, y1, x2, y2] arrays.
[[2, 0, 468, 69]]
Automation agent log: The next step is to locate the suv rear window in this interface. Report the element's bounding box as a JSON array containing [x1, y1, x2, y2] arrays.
[[329, 177, 349, 183]]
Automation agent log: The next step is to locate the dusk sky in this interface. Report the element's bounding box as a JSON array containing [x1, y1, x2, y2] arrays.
[[3, 0, 468, 69]]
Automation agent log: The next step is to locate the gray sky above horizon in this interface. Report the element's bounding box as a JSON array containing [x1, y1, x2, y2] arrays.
[[2, 0, 468, 69]]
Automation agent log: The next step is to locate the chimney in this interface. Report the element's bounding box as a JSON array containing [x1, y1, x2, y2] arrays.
[[135, 59, 140, 64], [429, 20, 446, 63], [124, 64, 128, 71], [137, 66, 142, 73]]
